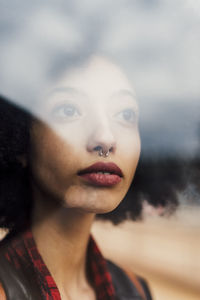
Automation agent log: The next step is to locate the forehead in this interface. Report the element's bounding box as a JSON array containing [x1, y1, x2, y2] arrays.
[[50, 56, 135, 99]]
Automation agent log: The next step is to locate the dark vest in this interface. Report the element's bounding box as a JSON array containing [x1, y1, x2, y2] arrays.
[[0, 247, 151, 300]]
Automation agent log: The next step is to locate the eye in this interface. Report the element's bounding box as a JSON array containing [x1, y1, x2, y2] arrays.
[[115, 108, 138, 124], [52, 104, 80, 121]]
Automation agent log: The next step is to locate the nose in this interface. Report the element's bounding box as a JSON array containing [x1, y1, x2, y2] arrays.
[[87, 121, 116, 157]]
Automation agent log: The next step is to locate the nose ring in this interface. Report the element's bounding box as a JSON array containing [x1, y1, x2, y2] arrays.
[[98, 147, 110, 158]]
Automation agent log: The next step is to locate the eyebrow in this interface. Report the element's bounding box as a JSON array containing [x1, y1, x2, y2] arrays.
[[111, 89, 137, 100], [47, 87, 137, 108], [49, 87, 136, 98], [47, 87, 87, 98]]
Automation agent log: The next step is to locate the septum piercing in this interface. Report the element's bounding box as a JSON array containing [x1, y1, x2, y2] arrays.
[[98, 147, 110, 157]]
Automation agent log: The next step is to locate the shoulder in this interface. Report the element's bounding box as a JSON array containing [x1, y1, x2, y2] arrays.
[[106, 260, 152, 300], [0, 244, 42, 300]]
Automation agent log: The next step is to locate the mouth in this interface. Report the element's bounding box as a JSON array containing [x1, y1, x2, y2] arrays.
[[78, 162, 123, 187]]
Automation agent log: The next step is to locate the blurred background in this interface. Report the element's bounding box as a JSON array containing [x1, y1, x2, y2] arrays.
[[0, 0, 200, 299]]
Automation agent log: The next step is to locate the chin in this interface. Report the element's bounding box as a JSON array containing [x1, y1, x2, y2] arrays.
[[84, 203, 120, 214], [61, 183, 128, 215], [64, 192, 123, 214]]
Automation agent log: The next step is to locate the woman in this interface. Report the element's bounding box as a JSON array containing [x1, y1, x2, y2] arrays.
[[0, 55, 154, 299]]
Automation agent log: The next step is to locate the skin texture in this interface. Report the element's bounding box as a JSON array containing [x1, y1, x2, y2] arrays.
[[29, 56, 141, 300]]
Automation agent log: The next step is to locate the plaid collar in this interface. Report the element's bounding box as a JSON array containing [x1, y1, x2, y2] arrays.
[[6, 229, 116, 300]]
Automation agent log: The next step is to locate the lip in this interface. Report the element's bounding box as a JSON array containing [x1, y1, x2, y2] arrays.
[[78, 162, 123, 187]]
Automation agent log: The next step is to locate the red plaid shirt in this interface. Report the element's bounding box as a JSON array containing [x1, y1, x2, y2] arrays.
[[3, 230, 116, 300]]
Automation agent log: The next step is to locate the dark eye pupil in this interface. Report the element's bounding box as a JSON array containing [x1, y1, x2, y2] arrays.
[[64, 106, 75, 116], [123, 110, 133, 120]]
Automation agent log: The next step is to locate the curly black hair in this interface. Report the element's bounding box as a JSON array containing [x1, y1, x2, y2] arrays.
[[0, 95, 187, 233]]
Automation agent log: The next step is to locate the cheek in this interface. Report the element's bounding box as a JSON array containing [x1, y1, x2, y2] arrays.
[[118, 130, 141, 176], [29, 124, 79, 198]]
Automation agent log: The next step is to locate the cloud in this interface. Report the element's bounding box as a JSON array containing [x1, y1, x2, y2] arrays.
[[0, 0, 199, 102], [0, 0, 199, 155], [100, 0, 200, 99]]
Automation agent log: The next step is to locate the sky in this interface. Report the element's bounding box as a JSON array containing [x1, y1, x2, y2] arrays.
[[0, 0, 199, 156]]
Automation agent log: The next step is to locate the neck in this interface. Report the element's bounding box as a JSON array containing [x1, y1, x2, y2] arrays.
[[31, 195, 96, 299]]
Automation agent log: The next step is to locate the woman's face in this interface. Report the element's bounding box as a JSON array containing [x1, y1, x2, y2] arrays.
[[30, 56, 141, 214]]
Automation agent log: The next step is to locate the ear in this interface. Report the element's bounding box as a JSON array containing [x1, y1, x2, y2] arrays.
[[17, 155, 27, 167]]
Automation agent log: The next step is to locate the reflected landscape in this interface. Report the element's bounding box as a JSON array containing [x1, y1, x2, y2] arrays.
[[0, 1, 200, 299]]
